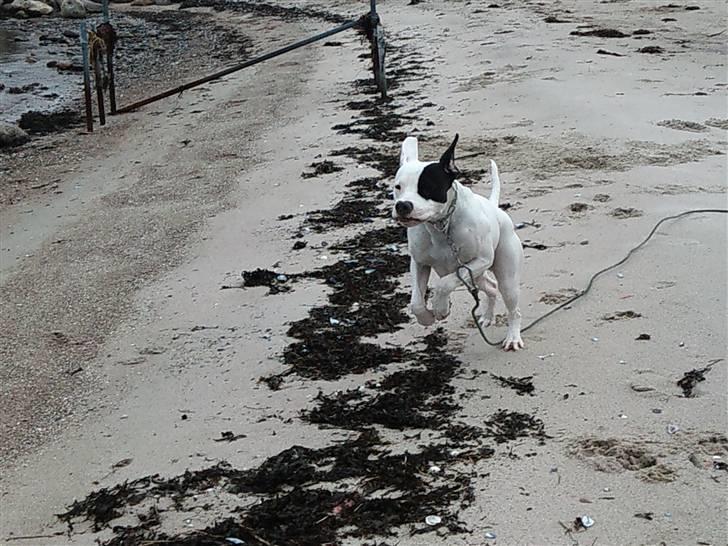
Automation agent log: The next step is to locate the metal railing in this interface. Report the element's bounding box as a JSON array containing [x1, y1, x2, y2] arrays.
[[79, 0, 387, 130]]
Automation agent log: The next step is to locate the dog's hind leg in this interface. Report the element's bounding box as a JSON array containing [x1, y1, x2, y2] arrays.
[[475, 272, 498, 328], [492, 232, 525, 351]]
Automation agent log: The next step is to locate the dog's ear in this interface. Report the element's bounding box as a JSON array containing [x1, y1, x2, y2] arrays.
[[439, 133, 459, 179], [400, 136, 419, 166]]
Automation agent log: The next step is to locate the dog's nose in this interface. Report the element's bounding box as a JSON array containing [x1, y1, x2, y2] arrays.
[[395, 200, 414, 217]]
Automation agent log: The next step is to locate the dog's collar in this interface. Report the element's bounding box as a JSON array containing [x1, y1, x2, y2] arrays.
[[429, 184, 458, 233]]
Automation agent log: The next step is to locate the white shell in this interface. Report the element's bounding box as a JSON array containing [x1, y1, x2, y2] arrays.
[[580, 515, 595, 528], [425, 515, 442, 526]]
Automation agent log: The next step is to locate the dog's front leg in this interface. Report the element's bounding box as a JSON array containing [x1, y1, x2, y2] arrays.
[[431, 257, 491, 321], [410, 259, 435, 326]]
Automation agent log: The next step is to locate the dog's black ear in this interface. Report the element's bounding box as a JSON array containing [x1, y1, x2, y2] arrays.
[[439, 133, 459, 179]]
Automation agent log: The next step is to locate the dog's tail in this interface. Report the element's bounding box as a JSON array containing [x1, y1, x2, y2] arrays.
[[489, 160, 501, 206]]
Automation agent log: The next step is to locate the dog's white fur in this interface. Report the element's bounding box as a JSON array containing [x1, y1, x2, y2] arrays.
[[391, 136, 525, 350]]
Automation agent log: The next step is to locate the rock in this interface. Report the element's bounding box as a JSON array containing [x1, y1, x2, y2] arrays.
[[81, 0, 100, 11], [4, 0, 53, 15], [60, 0, 85, 17], [0, 122, 30, 149], [130, 0, 153, 5]]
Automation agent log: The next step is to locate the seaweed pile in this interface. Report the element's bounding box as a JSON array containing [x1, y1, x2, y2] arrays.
[[58, 11, 548, 546], [60, 429, 494, 545]]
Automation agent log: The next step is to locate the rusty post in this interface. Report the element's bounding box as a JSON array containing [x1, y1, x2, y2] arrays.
[[92, 41, 106, 126], [369, 0, 387, 99], [97, 23, 117, 115], [80, 22, 93, 132]]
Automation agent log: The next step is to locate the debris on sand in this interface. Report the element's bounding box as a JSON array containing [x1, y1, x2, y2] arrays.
[[544, 15, 571, 23], [301, 160, 344, 179], [597, 49, 625, 57], [704, 118, 728, 130], [611, 207, 643, 219], [213, 431, 247, 442], [492, 374, 535, 396], [636, 333, 651, 340], [482, 410, 547, 444], [18, 110, 82, 135], [603, 310, 642, 321], [304, 330, 461, 430], [571, 28, 630, 38], [523, 241, 549, 250], [58, 429, 493, 544], [569, 202, 590, 213], [657, 119, 708, 132], [677, 359, 721, 397], [240, 268, 293, 294], [638, 46, 664, 54]]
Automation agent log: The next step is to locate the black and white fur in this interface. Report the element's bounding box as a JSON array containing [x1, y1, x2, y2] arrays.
[[391, 134, 525, 351]]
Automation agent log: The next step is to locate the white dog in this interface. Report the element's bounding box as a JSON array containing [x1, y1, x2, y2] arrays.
[[391, 134, 525, 351]]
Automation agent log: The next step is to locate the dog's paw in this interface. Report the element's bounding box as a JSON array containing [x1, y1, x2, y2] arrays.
[[476, 311, 494, 329], [431, 292, 451, 321], [412, 306, 435, 326], [502, 331, 524, 351]]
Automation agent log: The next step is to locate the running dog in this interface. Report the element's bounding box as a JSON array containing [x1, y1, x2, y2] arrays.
[[391, 134, 525, 350]]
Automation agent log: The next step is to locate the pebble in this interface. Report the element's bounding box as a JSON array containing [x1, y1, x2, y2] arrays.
[[630, 384, 654, 392], [425, 515, 442, 526], [666, 424, 679, 434], [580, 515, 595, 528], [484, 531, 497, 539]]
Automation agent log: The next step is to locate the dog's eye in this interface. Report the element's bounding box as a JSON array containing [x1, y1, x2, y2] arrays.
[[395, 184, 401, 191]]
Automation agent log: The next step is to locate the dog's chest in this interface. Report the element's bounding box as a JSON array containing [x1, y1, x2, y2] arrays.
[[408, 227, 468, 277]]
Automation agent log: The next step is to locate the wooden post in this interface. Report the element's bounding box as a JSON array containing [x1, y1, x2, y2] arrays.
[[102, 0, 109, 22], [80, 22, 93, 132]]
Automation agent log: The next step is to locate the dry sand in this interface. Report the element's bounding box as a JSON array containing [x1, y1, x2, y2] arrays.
[[1, 1, 726, 545]]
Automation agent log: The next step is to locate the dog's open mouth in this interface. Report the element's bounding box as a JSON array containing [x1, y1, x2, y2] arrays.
[[396, 217, 422, 227]]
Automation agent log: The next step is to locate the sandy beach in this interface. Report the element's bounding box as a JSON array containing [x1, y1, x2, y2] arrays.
[[1, 1, 726, 545]]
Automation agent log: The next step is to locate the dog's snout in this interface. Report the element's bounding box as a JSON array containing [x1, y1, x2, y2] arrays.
[[395, 200, 414, 217]]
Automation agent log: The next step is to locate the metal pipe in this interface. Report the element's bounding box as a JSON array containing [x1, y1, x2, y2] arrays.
[[107, 40, 116, 114], [93, 48, 106, 125], [80, 22, 93, 132], [116, 17, 363, 115], [97, 22, 117, 114]]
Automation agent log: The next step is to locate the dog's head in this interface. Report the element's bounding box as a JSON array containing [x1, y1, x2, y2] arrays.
[[391, 134, 459, 227]]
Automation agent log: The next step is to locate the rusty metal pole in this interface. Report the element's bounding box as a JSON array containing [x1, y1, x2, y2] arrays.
[[106, 37, 116, 114], [93, 43, 106, 126], [116, 17, 362, 114], [80, 22, 93, 132], [97, 22, 117, 115], [369, 0, 387, 99]]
